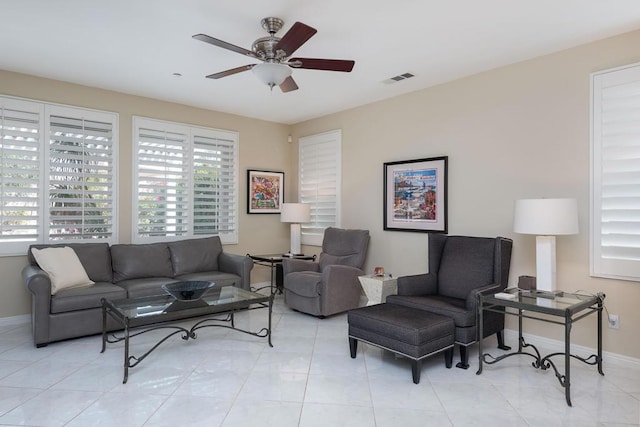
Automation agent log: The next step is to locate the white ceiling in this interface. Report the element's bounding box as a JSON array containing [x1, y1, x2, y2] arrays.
[[2, 0, 640, 124]]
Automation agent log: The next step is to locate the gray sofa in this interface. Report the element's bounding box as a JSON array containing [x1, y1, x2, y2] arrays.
[[22, 236, 253, 347]]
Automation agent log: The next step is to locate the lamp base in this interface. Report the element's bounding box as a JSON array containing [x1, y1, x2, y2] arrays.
[[535, 235, 557, 292], [289, 223, 302, 255]]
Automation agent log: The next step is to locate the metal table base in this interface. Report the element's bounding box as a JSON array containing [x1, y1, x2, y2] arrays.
[[476, 289, 604, 407]]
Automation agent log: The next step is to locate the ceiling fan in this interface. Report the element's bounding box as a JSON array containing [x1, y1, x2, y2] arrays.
[[193, 17, 355, 92]]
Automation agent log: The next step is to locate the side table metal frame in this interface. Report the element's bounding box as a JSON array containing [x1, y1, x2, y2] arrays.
[[476, 291, 605, 406], [248, 254, 316, 294]]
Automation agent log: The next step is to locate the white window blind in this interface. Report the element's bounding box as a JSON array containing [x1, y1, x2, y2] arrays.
[[0, 98, 42, 252], [0, 96, 118, 256], [47, 107, 116, 240], [299, 130, 342, 246], [591, 63, 640, 281], [193, 134, 237, 237], [135, 125, 190, 238], [133, 117, 238, 244]]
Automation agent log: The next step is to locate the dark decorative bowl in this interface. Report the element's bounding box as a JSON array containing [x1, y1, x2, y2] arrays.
[[161, 281, 216, 301]]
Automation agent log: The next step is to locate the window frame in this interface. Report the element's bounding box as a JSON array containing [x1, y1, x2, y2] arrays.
[[298, 129, 342, 247], [132, 116, 239, 245], [590, 62, 640, 282], [0, 95, 118, 256]]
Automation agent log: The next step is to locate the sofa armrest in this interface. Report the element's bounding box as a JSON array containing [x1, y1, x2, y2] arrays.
[[397, 273, 438, 296], [282, 258, 320, 275], [466, 282, 503, 311], [22, 265, 52, 346], [319, 264, 363, 315], [218, 252, 254, 291]]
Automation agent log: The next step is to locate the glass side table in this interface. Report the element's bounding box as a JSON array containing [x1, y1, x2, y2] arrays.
[[248, 253, 316, 294], [477, 288, 605, 407], [358, 274, 397, 305]]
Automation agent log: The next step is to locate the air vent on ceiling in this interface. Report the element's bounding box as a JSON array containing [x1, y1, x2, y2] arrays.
[[383, 72, 415, 84]]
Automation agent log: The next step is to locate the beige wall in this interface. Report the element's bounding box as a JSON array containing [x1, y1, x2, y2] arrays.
[[0, 70, 292, 317], [292, 30, 640, 359], [3, 29, 640, 359]]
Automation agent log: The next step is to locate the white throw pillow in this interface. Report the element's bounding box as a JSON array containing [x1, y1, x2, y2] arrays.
[[31, 247, 95, 295]]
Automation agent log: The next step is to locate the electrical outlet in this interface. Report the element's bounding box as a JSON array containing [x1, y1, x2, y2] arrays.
[[608, 314, 620, 329]]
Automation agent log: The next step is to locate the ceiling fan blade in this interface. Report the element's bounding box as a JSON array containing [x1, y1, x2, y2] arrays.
[[289, 58, 355, 72], [275, 22, 317, 56], [206, 64, 255, 79], [193, 33, 258, 59], [280, 76, 299, 93]]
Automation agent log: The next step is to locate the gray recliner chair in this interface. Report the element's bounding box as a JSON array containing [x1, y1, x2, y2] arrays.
[[387, 234, 512, 369], [282, 227, 370, 317]]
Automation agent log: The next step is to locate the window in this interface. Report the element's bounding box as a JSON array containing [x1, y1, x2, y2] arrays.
[[0, 96, 118, 256], [591, 63, 640, 281], [133, 117, 238, 244], [298, 129, 342, 246]]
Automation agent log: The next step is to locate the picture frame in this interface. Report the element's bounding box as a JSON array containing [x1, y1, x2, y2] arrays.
[[383, 156, 448, 233], [247, 169, 284, 214]]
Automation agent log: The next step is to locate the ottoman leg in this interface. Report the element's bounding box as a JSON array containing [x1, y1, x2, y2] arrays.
[[411, 360, 422, 384], [444, 347, 453, 368], [349, 337, 358, 358]]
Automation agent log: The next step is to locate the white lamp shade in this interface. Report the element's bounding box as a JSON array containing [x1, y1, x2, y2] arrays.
[[252, 63, 292, 87], [280, 203, 310, 223], [513, 198, 579, 235]]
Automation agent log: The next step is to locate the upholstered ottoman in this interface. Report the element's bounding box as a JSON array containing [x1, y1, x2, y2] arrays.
[[348, 303, 455, 384]]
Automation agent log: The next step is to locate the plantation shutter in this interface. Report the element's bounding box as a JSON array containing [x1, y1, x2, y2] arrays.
[[591, 63, 640, 281], [299, 130, 342, 246], [193, 131, 237, 239], [47, 107, 116, 240], [135, 123, 190, 238], [133, 117, 239, 244], [0, 98, 42, 249]]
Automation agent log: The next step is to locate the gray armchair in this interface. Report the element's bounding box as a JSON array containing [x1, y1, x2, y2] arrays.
[[282, 227, 370, 317], [386, 234, 512, 369]]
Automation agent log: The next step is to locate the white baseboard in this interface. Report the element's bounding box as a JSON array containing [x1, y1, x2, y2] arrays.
[[251, 281, 272, 293], [503, 329, 640, 368], [0, 314, 30, 327]]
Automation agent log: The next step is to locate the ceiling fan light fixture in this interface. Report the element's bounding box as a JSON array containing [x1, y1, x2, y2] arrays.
[[252, 62, 291, 89]]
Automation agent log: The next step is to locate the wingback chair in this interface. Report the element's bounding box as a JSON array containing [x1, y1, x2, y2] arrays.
[[282, 227, 370, 317], [386, 234, 512, 369]]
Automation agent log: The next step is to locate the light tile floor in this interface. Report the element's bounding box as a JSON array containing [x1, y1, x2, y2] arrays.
[[0, 294, 638, 427]]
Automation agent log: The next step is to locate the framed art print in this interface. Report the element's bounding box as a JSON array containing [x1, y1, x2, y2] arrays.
[[383, 156, 448, 233], [247, 169, 284, 214]]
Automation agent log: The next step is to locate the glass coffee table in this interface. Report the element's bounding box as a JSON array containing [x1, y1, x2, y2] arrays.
[[101, 284, 273, 383]]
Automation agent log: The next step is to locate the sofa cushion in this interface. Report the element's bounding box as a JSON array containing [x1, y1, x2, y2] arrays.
[[50, 282, 127, 314], [283, 271, 323, 298], [437, 237, 495, 300], [31, 247, 95, 295], [29, 242, 113, 283], [168, 237, 222, 276], [175, 271, 239, 287], [319, 228, 369, 270], [386, 294, 475, 327], [117, 277, 175, 298], [111, 243, 173, 283]]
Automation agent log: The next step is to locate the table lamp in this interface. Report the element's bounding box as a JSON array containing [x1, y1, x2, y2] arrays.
[[280, 203, 311, 255], [513, 198, 579, 292]]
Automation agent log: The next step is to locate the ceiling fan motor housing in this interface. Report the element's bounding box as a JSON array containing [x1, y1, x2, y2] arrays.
[[261, 17, 284, 34], [252, 36, 284, 62]]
